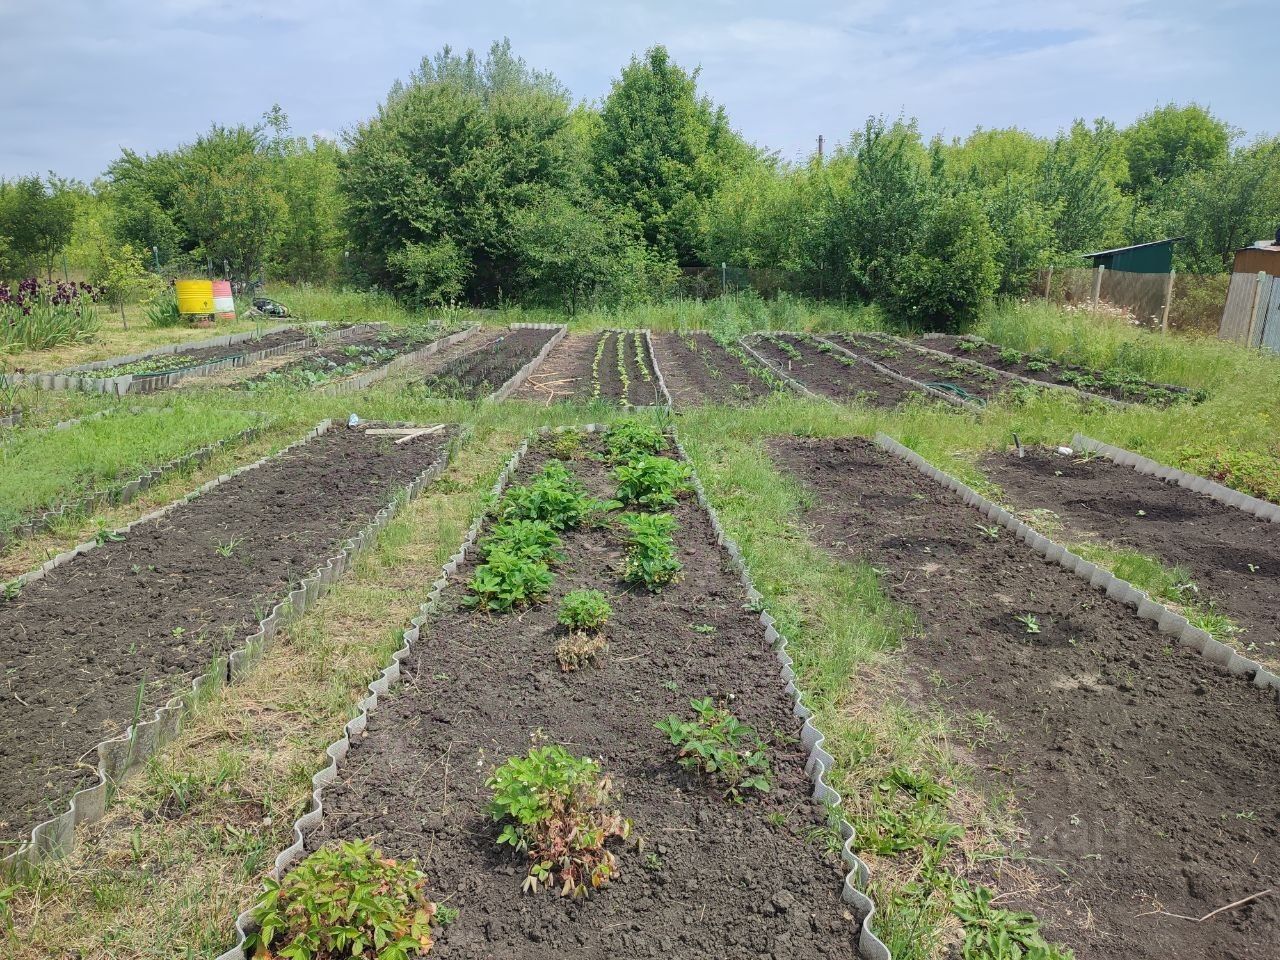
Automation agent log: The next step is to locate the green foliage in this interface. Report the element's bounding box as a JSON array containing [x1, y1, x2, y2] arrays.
[[145, 290, 182, 328], [604, 420, 667, 461], [0, 175, 77, 279], [487, 746, 630, 896], [557, 589, 612, 632], [97, 242, 162, 322], [619, 511, 682, 590], [500, 460, 605, 530], [1176, 445, 1280, 503], [245, 839, 443, 960], [481, 518, 563, 563], [465, 547, 553, 612], [952, 880, 1075, 960], [656, 697, 772, 799], [613, 455, 692, 509], [1123, 103, 1230, 200]]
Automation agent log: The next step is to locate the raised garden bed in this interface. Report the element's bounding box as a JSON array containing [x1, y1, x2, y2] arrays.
[[918, 334, 1202, 406], [242, 427, 863, 958], [419, 325, 562, 400], [512, 330, 664, 406], [743, 333, 923, 407], [980, 445, 1280, 668], [0, 422, 460, 869], [649, 331, 778, 406], [769, 435, 1280, 960], [832, 332, 1028, 404]]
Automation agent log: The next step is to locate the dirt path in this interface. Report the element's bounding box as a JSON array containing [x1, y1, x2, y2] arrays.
[[770, 435, 1280, 960]]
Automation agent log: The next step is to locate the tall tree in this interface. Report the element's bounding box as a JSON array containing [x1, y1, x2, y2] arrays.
[[0, 176, 77, 278], [1123, 103, 1231, 200]]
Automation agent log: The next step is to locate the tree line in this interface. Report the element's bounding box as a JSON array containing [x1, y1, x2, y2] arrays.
[[2, 39, 1277, 328]]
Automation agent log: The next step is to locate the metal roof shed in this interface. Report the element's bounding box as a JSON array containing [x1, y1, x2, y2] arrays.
[[1081, 238, 1180, 274]]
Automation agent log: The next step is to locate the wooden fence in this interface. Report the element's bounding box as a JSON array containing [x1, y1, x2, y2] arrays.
[[1035, 267, 1229, 336]]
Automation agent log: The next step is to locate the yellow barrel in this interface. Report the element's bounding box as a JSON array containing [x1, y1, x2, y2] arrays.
[[175, 279, 215, 315]]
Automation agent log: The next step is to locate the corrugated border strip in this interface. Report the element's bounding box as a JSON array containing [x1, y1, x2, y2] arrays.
[[646, 330, 675, 408], [1, 420, 467, 875], [0, 418, 267, 549], [63, 323, 308, 373], [873, 431, 1280, 695], [673, 432, 891, 960], [1071, 433, 1280, 523], [489, 323, 568, 402], [320, 325, 479, 395], [737, 334, 828, 401], [219, 422, 885, 960], [812, 334, 978, 410]]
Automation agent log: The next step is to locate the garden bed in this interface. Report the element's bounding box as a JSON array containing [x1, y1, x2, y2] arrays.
[[769, 435, 1280, 960], [918, 334, 1201, 406], [980, 446, 1280, 668], [512, 330, 663, 406], [744, 333, 923, 407], [278, 429, 862, 958], [649, 331, 777, 406], [419, 325, 561, 400], [832, 332, 1028, 404], [0, 423, 459, 866]]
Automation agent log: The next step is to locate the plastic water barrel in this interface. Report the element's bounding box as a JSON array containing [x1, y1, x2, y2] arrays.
[[211, 280, 236, 320], [175, 279, 215, 316]]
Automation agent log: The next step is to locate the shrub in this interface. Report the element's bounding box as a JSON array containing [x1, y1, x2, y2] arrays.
[[245, 839, 445, 960], [619, 512, 682, 591], [487, 746, 630, 896], [466, 547, 553, 612], [656, 697, 772, 800], [557, 589, 612, 632], [613, 456, 691, 510], [502, 461, 605, 531], [603, 420, 666, 461]]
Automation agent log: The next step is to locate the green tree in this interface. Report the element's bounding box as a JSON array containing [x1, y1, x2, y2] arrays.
[[1123, 103, 1231, 200], [0, 175, 77, 278], [1176, 136, 1280, 271], [1037, 119, 1129, 255], [96, 242, 161, 328]]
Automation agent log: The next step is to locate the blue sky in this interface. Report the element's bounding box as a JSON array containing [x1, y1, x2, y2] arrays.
[[2, 0, 1275, 181]]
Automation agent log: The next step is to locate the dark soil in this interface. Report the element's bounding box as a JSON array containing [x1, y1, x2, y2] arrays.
[[769, 436, 1280, 960], [832, 332, 1027, 404], [650, 332, 775, 406], [419, 327, 557, 400], [236, 328, 439, 390], [981, 447, 1280, 667], [596, 330, 662, 406], [0, 424, 455, 849], [747, 334, 922, 407], [919, 335, 1201, 406], [304, 433, 862, 959], [97, 327, 326, 378], [512, 333, 597, 404]]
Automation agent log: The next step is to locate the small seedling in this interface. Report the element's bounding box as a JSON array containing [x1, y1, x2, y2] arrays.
[[1136, 509, 1147, 517], [1, 581, 19, 602], [691, 624, 715, 634], [215, 537, 242, 558], [94, 522, 125, 546], [171, 626, 185, 638], [656, 697, 772, 800], [1247, 563, 1259, 574], [1015, 613, 1041, 635], [975, 524, 1000, 541]]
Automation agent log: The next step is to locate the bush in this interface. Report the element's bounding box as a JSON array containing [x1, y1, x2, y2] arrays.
[[657, 697, 772, 800], [145, 290, 182, 328], [613, 456, 691, 510], [487, 746, 630, 896], [245, 839, 445, 959], [619, 512, 682, 591]]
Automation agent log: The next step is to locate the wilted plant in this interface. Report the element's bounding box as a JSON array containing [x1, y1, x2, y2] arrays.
[[466, 547, 553, 612], [619, 512, 682, 591], [245, 838, 447, 959], [487, 746, 630, 897], [614, 456, 691, 510], [656, 697, 772, 801], [556, 631, 607, 672]]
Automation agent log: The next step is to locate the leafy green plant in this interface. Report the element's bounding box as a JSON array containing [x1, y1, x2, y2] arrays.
[[501, 461, 605, 531], [1014, 613, 1041, 635], [603, 420, 666, 461], [656, 697, 772, 800], [145, 291, 183, 329], [487, 746, 630, 896], [619, 512, 682, 591], [557, 589, 612, 632], [244, 839, 446, 960], [549, 429, 583, 459], [466, 547, 553, 612], [94, 521, 125, 545], [952, 879, 1075, 960], [613, 456, 691, 510], [481, 518, 563, 563]]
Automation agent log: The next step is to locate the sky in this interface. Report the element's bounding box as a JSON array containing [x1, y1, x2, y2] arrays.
[[1, 0, 1276, 181]]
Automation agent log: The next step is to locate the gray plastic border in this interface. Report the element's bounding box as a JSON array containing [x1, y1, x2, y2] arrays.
[[1071, 433, 1280, 523], [646, 330, 675, 408], [0, 418, 266, 548], [489, 323, 568, 403], [1, 420, 466, 875], [319, 325, 479, 395], [218, 422, 883, 960], [63, 323, 306, 373], [873, 431, 1280, 695], [812, 334, 978, 410], [0, 410, 20, 428]]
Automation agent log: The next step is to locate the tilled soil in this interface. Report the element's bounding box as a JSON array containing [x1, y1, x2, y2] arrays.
[[832, 332, 1025, 403], [746, 334, 922, 407], [981, 447, 1280, 668], [511, 332, 662, 406], [649, 332, 774, 406], [770, 435, 1280, 960], [919, 335, 1199, 406], [512, 334, 597, 404], [597, 330, 662, 406], [94, 327, 320, 377], [235, 328, 436, 389], [419, 327, 557, 400], [305, 434, 862, 959], [0, 425, 455, 849]]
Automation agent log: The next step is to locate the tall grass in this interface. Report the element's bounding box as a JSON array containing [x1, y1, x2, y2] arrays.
[[264, 283, 429, 327], [0, 298, 100, 352]]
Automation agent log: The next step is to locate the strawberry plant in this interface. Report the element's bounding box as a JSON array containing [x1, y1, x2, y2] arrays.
[[466, 547, 553, 612], [481, 518, 563, 563], [614, 456, 691, 510], [604, 421, 667, 461], [487, 746, 630, 897], [656, 697, 772, 800], [557, 589, 612, 632], [619, 512, 682, 590], [245, 839, 447, 960], [502, 461, 606, 531], [556, 631, 607, 671]]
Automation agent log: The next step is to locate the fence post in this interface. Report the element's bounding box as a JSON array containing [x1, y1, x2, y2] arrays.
[[1160, 270, 1175, 335], [1091, 265, 1105, 311], [1044, 265, 1054, 301], [1246, 271, 1268, 347]]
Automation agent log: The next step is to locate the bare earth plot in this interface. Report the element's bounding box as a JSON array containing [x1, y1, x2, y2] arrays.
[[746, 333, 923, 407], [649, 331, 775, 406]]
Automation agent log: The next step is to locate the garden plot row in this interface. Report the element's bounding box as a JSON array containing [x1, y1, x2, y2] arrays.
[[831, 332, 1027, 405], [919, 334, 1202, 406], [228, 424, 866, 960], [980, 444, 1280, 669], [513, 330, 664, 406], [0, 422, 459, 870], [648, 331, 779, 406], [772, 435, 1280, 960], [418, 324, 564, 400], [743, 333, 931, 408]]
